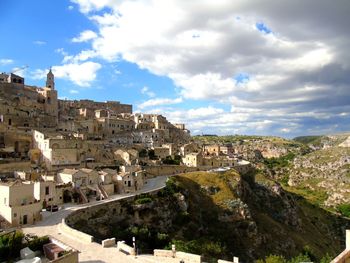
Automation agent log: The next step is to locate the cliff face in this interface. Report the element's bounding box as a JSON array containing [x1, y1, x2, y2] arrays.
[[283, 145, 350, 208], [69, 170, 350, 262]]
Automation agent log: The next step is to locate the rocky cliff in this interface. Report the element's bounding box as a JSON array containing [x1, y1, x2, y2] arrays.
[[68, 170, 350, 262]]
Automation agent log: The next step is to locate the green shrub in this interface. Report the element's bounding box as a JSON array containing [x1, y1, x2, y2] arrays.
[[338, 204, 350, 217], [320, 253, 333, 263], [0, 231, 24, 261], [162, 156, 180, 165], [255, 254, 286, 263], [27, 236, 50, 252], [139, 149, 148, 158], [134, 197, 153, 204], [264, 153, 295, 169], [288, 253, 311, 263]]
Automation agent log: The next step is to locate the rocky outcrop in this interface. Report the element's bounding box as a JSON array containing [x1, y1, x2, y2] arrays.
[[286, 146, 350, 207], [339, 136, 350, 147]]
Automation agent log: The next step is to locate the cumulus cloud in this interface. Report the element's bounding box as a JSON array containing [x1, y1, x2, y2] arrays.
[[72, 30, 98, 43], [52, 61, 101, 87], [137, 97, 183, 110], [31, 62, 101, 87], [70, 0, 350, 136]]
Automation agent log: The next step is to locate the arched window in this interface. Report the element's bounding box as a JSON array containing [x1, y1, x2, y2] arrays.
[[52, 143, 59, 149]]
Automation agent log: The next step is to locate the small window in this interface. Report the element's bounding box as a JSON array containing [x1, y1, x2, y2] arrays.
[[14, 213, 17, 217], [45, 186, 49, 195]]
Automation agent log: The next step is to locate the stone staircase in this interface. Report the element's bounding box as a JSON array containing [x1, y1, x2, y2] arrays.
[[97, 184, 109, 199], [76, 188, 88, 203]]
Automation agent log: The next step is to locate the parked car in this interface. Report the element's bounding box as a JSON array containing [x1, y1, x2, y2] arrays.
[[46, 205, 59, 212]]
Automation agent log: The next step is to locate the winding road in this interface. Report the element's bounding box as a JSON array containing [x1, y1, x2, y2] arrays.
[[21, 176, 180, 263]]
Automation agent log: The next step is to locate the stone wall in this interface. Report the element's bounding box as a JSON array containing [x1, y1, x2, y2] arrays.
[[144, 165, 200, 178], [60, 218, 93, 243], [176, 251, 202, 263], [102, 238, 116, 248], [153, 249, 202, 263], [154, 249, 174, 257], [116, 241, 135, 255], [49, 236, 79, 263]]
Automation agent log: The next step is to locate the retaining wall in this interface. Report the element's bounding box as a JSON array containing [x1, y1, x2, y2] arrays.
[[60, 218, 93, 243], [117, 241, 135, 255]]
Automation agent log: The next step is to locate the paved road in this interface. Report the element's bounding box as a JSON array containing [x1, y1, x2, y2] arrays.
[[22, 176, 176, 263]]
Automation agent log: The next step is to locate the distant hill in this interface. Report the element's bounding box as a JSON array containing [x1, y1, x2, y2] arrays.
[[293, 133, 350, 148], [293, 135, 323, 145]]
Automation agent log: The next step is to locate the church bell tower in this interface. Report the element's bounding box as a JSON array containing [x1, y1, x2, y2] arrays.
[[46, 68, 55, 89]]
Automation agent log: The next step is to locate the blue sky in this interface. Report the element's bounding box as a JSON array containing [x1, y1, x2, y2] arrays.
[[1, 0, 350, 138]]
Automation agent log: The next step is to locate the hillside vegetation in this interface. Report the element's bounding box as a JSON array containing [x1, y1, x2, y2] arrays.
[[71, 169, 350, 262]]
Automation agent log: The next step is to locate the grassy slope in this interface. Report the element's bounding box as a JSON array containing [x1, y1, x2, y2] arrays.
[[173, 171, 349, 262]]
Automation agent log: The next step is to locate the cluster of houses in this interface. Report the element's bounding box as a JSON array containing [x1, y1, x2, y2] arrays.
[[0, 70, 252, 229], [0, 164, 145, 227]]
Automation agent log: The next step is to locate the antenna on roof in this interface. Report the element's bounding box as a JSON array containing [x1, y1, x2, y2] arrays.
[[11, 65, 29, 74]]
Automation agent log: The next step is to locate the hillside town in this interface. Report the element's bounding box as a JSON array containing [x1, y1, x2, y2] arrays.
[[1, 71, 350, 263], [0, 70, 251, 229]]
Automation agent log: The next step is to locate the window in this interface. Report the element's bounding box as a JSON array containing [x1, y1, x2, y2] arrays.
[[14, 213, 17, 217], [45, 186, 49, 195]]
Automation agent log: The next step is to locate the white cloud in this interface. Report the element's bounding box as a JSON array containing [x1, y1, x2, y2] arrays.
[[137, 97, 182, 110], [72, 30, 98, 43], [70, 0, 350, 136], [90, 13, 120, 26], [0, 59, 14, 65], [141, 86, 155, 98], [69, 89, 79, 94], [63, 50, 97, 63], [187, 106, 225, 119], [68, 5, 74, 10], [52, 61, 101, 87]]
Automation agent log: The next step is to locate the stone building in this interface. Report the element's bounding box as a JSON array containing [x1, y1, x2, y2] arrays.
[[33, 130, 83, 170], [154, 146, 171, 159], [182, 152, 203, 167], [114, 165, 144, 193], [0, 180, 41, 226]]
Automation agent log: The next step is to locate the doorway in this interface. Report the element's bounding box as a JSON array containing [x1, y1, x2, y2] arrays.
[[23, 215, 28, 225]]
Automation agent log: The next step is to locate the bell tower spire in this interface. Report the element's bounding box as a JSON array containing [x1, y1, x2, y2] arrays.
[[46, 67, 55, 90]]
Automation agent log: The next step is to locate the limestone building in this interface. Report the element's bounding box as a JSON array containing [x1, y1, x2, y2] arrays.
[[0, 180, 42, 226]]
